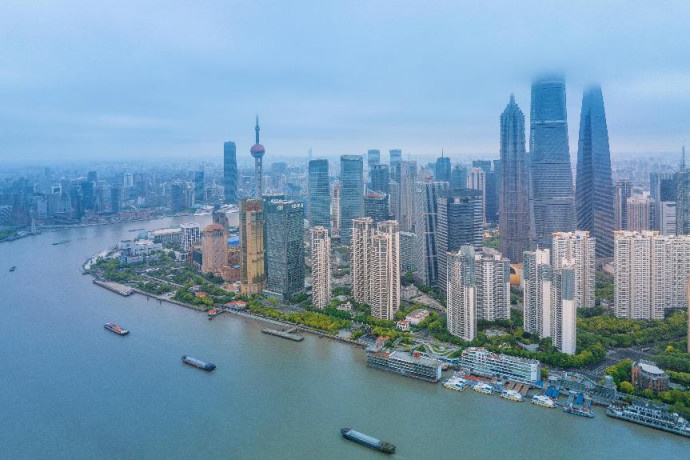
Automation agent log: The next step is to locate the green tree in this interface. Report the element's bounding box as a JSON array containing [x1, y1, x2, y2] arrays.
[[619, 381, 635, 394]]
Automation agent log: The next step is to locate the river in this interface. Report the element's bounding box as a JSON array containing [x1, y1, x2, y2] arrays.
[[0, 216, 687, 459]]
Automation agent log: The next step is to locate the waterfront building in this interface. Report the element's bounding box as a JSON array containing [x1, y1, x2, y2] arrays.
[[614, 179, 633, 230], [529, 75, 576, 248], [459, 347, 541, 385], [370, 164, 390, 195], [614, 231, 690, 319], [475, 247, 511, 321], [339, 155, 364, 245], [627, 196, 652, 232], [551, 231, 596, 309], [551, 260, 576, 355], [307, 159, 330, 231], [119, 239, 163, 264], [369, 221, 401, 320], [414, 181, 449, 286], [499, 95, 531, 263], [249, 117, 266, 198], [180, 222, 201, 251], [575, 85, 615, 258], [466, 167, 486, 223], [399, 231, 415, 274], [523, 248, 552, 339], [331, 181, 341, 237], [150, 227, 182, 245], [364, 191, 389, 224], [447, 246, 477, 341], [201, 223, 228, 275], [436, 189, 483, 296], [264, 199, 305, 300], [351, 217, 374, 304], [239, 199, 266, 295], [435, 154, 451, 183], [632, 360, 670, 393], [310, 226, 331, 309], [366, 350, 442, 383]]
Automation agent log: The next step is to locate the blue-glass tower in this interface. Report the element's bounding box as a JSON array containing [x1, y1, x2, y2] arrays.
[[307, 159, 330, 231], [339, 155, 364, 244], [223, 141, 238, 204]]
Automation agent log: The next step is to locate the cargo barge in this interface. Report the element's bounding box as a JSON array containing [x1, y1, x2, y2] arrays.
[[366, 350, 441, 383], [181, 355, 216, 371], [606, 402, 690, 437], [341, 427, 395, 454], [104, 322, 129, 336]]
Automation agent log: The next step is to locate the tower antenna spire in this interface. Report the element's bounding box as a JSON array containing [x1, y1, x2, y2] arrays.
[[255, 115, 260, 145]]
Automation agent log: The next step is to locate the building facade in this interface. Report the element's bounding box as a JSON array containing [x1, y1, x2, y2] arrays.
[[551, 260, 577, 355], [414, 181, 449, 287], [364, 191, 389, 224], [180, 222, 201, 251], [339, 155, 364, 245], [264, 200, 305, 300], [307, 159, 331, 231], [523, 248, 552, 339], [201, 223, 228, 275], [369, 221, 401, 320], [551, 231, 596, 309], [239, 199, 266, 295], [351, 217, 374, 304], [310, 226, 331, 309], [460, 347, 541, 384], [447, 246, 477, 341]]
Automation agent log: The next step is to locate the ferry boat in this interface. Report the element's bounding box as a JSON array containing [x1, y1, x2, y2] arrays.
[[181, 355, 216, 371], [341, 427, 395, 454], [562, 393, 594, 418], [473, 383, 494, 395], [606, 402, 690, 437], [532, 395, 558, 408], [500, 389, 524, 402], [52, 239, 70, 246], [9, 266, 16, 272], [104, 322, 129, 336], [443, 375, 467, 391]]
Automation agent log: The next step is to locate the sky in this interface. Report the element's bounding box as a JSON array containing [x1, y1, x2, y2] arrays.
[[1, 0, 689, 164]]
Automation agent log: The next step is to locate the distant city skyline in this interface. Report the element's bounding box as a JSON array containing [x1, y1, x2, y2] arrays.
[[2, 2, 690, 162]]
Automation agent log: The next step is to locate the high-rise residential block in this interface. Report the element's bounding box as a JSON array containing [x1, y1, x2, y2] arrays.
[[551, 260, 577, 355], [523, 249, 552, 338], [339, 155, 364, 245], [398, 161, 417, 232], [447, 245, 477, 341], [627, 196, 652, 232], [499, 95, 531, 263], [529, 75, 576, 248], [551, 231, 596, 309], [264, 199, 305, 300], [240, 199, 266, 295], [414, 181, 449, 286], [475, 247, 511, 321], [351, 217, 374, 304], [370, 221, 401, 320], [181, 222, 201, 251], [575, 85, 615, 258], [310, 226, 331, 309], [201, 223, 228, 275], [308, 159, 330, 231]]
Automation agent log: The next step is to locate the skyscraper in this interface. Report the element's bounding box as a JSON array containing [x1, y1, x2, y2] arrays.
[[575, 85, 615, 258], [551, 260, 577, 355], [530, 75, 576, 248], [370, 221, 401, 320], [364, 191, 389, 224], [240, 199, 266, 295], [264, 199, 305, 300], [339, 155, 364, 245], [310, 226, 331, 309], [474, 247, 511, 321], [370, 164, 390, 194], [676, 148, 690, 235], [331, 181, 341, 237], [201, 223, 228, 275], [450, 165, 467, 193], [551, 231, 596, 309], [414, 181, 449, 286], [389, 149, 402, 182], [466, 167, 486, 223], [351, 217, 374, 304], [367, 149, 381, 168], [447, 245, 477, 341], [614, 179, 632, 230], [435, 154, 451, 183], [308, 159, 330, 231], [499, 95, 531, 263], [627, 196, 652, 231], [194, 170, 205, 205], [399, 161, 417, 232], [250, 117, 266, 198], [523, 248, 552, 338]]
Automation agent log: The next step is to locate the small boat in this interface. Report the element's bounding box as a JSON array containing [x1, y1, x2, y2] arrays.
[[52, 240, 70, 246], [9, 266, 16, 272], [443, 374, 468, 391], [500, 389, 524, 402], [562, 392, 594, 418], [473, 383, 494, 395], [341, 427, 395, 454], [532, 395, 558, 408], [182, 355, 216, 371], [104, 322, 129, 336]]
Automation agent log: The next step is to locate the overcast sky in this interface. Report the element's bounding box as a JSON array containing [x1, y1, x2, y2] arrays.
[[1, 1, 689, 164]]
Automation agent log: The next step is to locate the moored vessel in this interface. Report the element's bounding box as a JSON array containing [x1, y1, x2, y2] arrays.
[[532, 395, 558, 408], [182, 355, 216, 371], [104, 322, 129, 336], [500, 389, 524, 402], [443, 375, 467, 392], [606, 402, 690, 437], [340, 427, 395, 454], [473, 383, 494, 395], [563, 393, 594, 418], [9, 266, 16, 272]]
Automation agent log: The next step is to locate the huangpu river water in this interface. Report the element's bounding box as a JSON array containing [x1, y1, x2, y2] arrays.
[[1, 217, 688, 459]]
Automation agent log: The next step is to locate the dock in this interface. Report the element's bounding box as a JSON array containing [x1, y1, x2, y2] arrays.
[[261, 327, 304, 342], [93, 279, 134, 296]]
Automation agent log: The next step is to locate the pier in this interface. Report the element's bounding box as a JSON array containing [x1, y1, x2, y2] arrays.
[[93, 279, 134, 296], [261, 327, 304, 342]]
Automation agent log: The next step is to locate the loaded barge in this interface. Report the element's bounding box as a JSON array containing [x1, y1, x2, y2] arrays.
[[606, 402, 690, 437], [341, 428, 395, 454], [104, 322, 129, 336], [181, 355, 216, 372]]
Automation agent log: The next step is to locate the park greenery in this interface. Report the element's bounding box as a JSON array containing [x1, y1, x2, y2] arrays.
[[247, 301, 349, 334]]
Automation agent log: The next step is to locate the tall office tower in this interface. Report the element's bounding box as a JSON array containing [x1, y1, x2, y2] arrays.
[[575, 86, 615, 258], [239, 199, 266, 295], [389, 149, 402, 182], [339, 155, 364, 245], [614, 179, 632, 230], [650, 172, 676, 202], [436, 189, 484, 296], [370, 164, 390, 194], [170, 182, 187, 212], [307, 159, 330, 231], [551, 260, 577, 355], [447, 245, 477, 341], [250, 116, 266, 198], [551, 231, 596, 309], [484, 169, 499, 224], [370, 221, 401, 320], [659, 201, 677, 236], [475, 247, 511, 321], [351, 217, 374, 304], [388, 180, 400, 222], [194, 170, 205, 205], [530, 75, 576, 248], [110, 186, 121, 213], [201, 223, 228, 275], [310, 226, 331, 309], [467, 167, 486, 223], [331, 181, 341, 237], [367, 149, 381, 168], [399, 231, 415, 274], [264, 200, 305, 300], [523, 248, 552, 338], [676, 148, 690, 235], [123, 172, 134, 188], [414, 181, 449, 286], [499, 95, 531, 263], [627, 196, 652, 231], [399, 161, 417, 232], [614, 231, 690, 319], [181, 222, 201, 251], [364, 191, 389, 224], [450, 165, 467, 192], [435, 154, 451, 183], [650, 172, 677, 233]]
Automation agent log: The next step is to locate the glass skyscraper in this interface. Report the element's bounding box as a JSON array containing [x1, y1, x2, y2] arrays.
[[370, 164, 390, 195], [339, 155, 364, 244], [223, 141, 238, 204], [435, 155, 451, 183], [264, 199, 305, 300], [529, 75, 576, 248], [307, 159, 330, 231], [575, 85, 615, 257], [499, 95, 530, 263]]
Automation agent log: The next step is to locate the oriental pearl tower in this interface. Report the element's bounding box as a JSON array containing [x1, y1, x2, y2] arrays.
[[250, 116, 265, 198]]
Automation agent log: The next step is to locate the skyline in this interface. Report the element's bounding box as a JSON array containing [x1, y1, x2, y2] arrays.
[[1, 1, 690, 162]]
